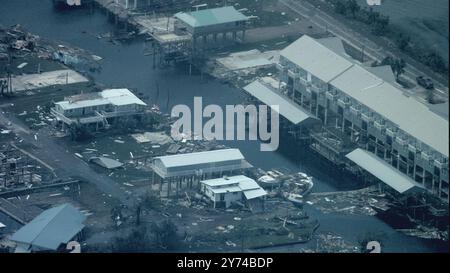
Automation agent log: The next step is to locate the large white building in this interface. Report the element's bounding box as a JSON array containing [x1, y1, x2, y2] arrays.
[[247, 35, 448, 202], [200, 175, 267, 208]]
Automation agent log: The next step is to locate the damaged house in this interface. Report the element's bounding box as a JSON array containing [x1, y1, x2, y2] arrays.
[[200, 175, 267, 210], [51, 88, 147, 131]]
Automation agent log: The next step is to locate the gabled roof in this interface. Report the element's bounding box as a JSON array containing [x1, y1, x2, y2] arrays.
[[154, 148, 245, 169], [10, 203, 86, 251], [346, 149, 425, 194], [280, 35, 354, 83], [175, 6, 248, 28]]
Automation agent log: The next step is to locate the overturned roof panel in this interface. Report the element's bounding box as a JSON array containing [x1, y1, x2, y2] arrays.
[[346, 149, 425, 194]]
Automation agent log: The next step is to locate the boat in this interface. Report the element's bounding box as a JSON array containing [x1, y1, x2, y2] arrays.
[[285, 193, 304, 207]]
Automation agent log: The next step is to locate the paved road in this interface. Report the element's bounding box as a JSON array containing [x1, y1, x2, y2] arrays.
[[279, 0, 448, 98], [0, 111, 134, 207]]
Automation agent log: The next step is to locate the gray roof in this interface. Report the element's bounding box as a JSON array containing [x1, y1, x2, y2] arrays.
[[280, 35, 354, 83], [346, 149, 425, 194], [155, 148, 245, 168], [330, 65, 449, 157], [89, 156, 123, 169], [174, 6, 248, 28], [201, 175, 267, 199], [10, 203, 86, 251], [243, 78, 319, 125]]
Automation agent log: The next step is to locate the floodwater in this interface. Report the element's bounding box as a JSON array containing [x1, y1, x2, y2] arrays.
[[0, 0, 447, 252]]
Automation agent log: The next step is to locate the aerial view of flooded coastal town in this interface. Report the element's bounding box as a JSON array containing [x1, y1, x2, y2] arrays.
[[0, 0, 448, 255]]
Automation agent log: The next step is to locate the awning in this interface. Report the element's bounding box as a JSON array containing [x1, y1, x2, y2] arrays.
[[346, 148, 425, 194], [243, 79, 320, 126]]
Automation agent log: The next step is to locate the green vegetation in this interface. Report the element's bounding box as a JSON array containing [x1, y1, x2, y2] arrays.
[[109, 219, 181, 252]]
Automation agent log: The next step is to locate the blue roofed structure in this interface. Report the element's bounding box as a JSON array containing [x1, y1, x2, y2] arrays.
[[174, 6, 248, 36], [10, 203, 86, 252]]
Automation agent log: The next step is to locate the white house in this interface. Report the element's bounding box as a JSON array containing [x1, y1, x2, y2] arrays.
[[51, 88, 147, 128], [200, 175, 267, 209]]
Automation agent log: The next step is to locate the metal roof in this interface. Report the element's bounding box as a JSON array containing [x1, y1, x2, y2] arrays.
[[281, 35, 448, 157], [154, 148, 245, 169], [55, 88, 146, 110], [280, 35, 354, 83], [243, 78, 319, 125], [346, 149, 425, 194], [331, 65, 449, 157], [201, 175, 267, 199], [10, 203, 86, 251], [174, 6, 248, 28]]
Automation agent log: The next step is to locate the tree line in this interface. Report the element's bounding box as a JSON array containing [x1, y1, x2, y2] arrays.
[[330, 0, 448, 74]]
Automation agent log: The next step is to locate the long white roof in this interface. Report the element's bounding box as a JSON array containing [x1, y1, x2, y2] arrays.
[[174, 6, 248, 28], [282, 35, 449, 157], [10, 203, 86, 251], [330, 65, 449, 157], [280, 35, 354, 83], [55, 88, 146, 110], [244, 78, 318, 125]]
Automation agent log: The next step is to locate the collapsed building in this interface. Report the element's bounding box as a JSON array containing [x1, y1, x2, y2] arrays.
[[51, 88, 147, 131], [245, 35, 449, 204], [151, 148, 252, 197]]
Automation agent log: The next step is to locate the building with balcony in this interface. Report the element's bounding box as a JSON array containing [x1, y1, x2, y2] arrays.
[[174, 6, 248, 50], [51, 88, 147, 130], [274, 35, 448, 202]]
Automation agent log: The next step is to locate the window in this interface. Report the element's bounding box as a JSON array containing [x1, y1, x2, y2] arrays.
[[386, 135, 392, 145], [362, 121, 368, 131], [434, 166, 440, 177]]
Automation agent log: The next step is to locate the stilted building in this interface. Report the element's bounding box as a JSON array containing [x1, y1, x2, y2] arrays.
[[51, 88, 147, 131], [151, 148, 252, 197]]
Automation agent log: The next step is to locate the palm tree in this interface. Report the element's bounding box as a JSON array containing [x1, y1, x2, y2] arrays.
[[346, 0, 360, 18]]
